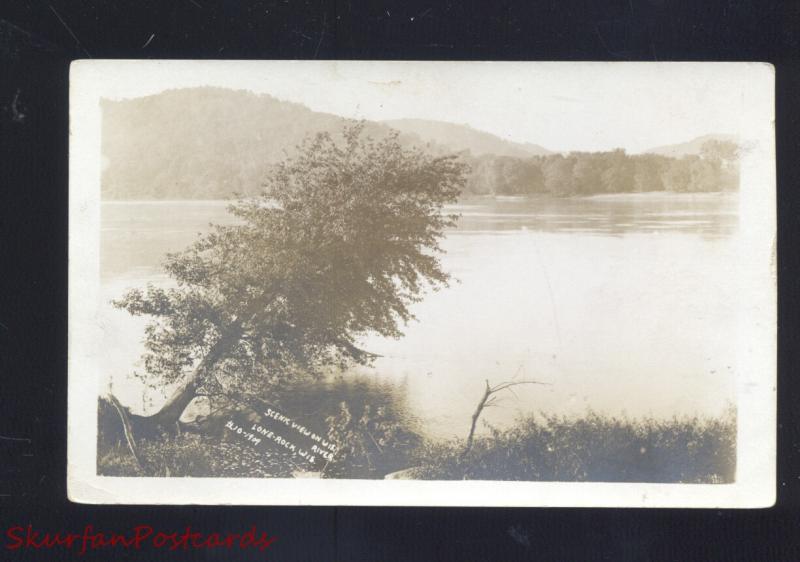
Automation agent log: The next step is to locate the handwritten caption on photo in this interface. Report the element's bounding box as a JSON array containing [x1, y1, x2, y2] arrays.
[[224, 405, 337, 469]]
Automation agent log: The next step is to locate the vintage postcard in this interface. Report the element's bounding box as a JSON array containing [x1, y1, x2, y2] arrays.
[[68, 60, 776, 506]]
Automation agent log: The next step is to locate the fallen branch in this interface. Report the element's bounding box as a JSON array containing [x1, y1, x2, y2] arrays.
[[107, 394, 143, 470]]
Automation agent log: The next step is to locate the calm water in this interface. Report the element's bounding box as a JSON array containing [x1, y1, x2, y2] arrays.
[[100, 193, 739, 439]]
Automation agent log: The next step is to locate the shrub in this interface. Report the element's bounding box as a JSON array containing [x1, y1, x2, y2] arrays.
[[323, 401, 421, 479], [413, 410, 736, 483], [98, 395, 736, 483], [97, 374, 422, 479]]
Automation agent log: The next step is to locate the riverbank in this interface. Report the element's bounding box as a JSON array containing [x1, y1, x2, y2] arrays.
[[411, 410, 736, 483], [97, 393, 736, 483]]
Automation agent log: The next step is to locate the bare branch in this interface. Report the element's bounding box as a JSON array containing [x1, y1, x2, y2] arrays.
[[462, 377, 551, 459], [490, 380, 550, 394], [107, 394, 143, 470]]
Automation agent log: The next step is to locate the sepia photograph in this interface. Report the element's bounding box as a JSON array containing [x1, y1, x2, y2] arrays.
[[67, 60, 775, 506]]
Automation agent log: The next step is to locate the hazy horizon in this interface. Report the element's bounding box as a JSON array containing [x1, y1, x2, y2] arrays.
[[102, 85, 735, 156], [89, 61, 748, 154]]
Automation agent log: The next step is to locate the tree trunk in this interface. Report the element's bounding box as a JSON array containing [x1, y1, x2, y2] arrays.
[[131, 323, 244, 437]]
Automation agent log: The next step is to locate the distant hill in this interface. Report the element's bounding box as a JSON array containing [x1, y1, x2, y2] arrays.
[[643, 134, 737, 158], [102, 88, 347, 199], [382, 119, 552, 158], [101, 87, 553, 200]]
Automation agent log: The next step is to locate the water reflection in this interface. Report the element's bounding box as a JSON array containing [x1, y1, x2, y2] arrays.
[[453, 194, 737, 237], [102, 194, 737, 280]]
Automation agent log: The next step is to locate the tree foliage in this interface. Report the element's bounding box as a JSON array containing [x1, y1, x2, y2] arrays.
[[114, 123, 468, 406], [462, 140, 739, 196]]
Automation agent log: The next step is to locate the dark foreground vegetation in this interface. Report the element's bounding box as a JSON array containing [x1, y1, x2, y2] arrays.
[[412, 411, 736, 483], [97, 376, 422, 479], [98, 382, 735, 484]]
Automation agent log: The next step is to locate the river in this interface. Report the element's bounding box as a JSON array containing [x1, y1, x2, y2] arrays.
[[99, 193, 739, 439]]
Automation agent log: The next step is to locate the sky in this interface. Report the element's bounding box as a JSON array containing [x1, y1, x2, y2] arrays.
[[82, 60, 768, 153]]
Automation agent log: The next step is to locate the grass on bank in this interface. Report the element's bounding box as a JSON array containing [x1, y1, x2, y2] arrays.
[[97, 391, 735, 483], [412, 410, 735, 483]]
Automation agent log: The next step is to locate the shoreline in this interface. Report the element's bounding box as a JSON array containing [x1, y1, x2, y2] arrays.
[[100, 190, 739, 204]]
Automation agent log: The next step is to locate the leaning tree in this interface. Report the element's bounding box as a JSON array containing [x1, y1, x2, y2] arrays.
[[112, 123, 468, 436]]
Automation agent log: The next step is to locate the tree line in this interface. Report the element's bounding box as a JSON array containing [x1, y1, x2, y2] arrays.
[[462, 139, 739, 197]]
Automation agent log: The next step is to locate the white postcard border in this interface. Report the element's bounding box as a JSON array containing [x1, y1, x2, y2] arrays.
[[68, 60, 776, 507]]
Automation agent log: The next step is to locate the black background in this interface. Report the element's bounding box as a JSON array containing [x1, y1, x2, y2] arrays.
[[1, 1, 798, 560]]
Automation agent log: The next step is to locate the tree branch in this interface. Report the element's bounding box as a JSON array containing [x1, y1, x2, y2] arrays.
[[461, 378, 550, 458], [107, 394, 143, 470], [338, 339, 383, 361]]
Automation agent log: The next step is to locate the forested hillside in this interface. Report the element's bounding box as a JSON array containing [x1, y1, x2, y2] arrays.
[[103, 88, 355, 199], [101, 87, 738, 199], [462, 141, 739, 196]]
